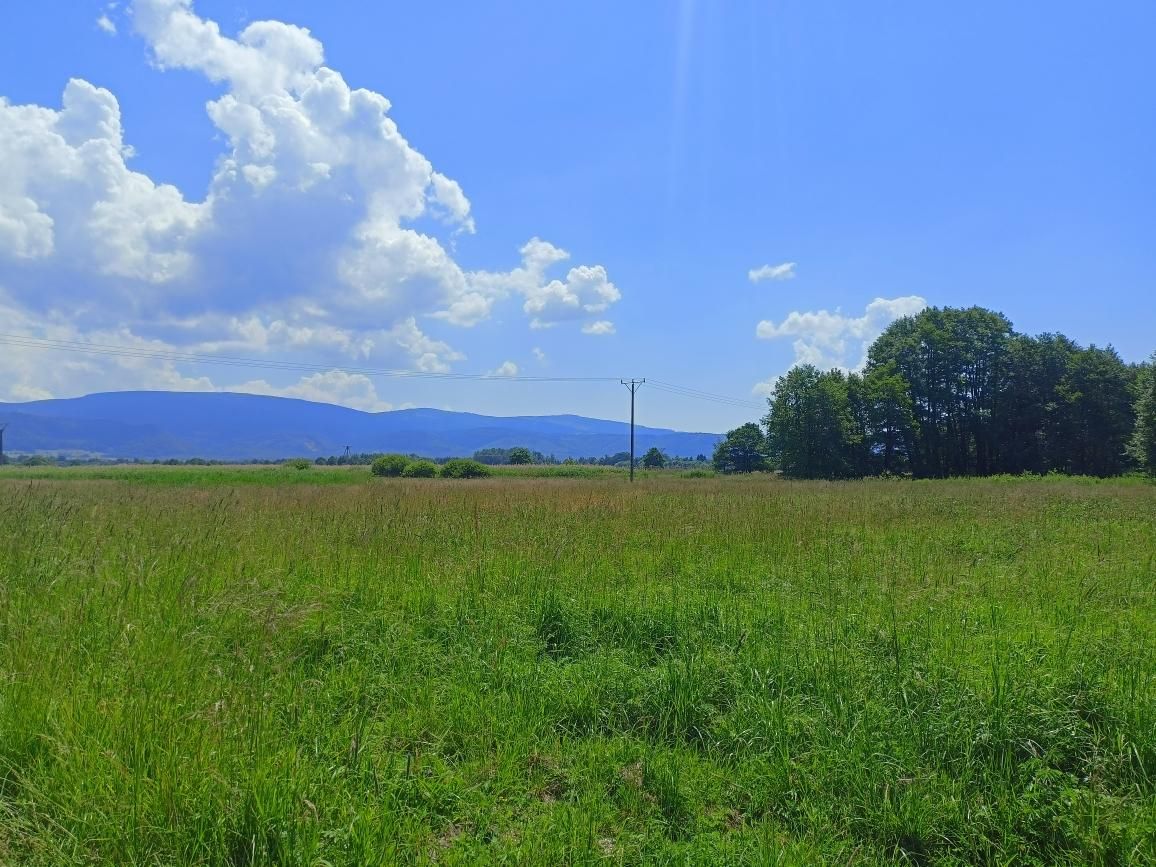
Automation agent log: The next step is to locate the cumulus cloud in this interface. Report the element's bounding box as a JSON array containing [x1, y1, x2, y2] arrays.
[[0, 0, 621, 407], [0, 294, 395, 409], [488, 360, 518, 377], [753, 295, 927, 395], [464, 238, 621, 331], [749, 262, 796, 283], [581, 320, 616, 336], [532, 347, 546, 363], [97, 15, 118, 35]]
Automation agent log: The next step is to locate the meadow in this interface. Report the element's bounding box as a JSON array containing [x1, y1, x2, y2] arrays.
[[0, 471, 1153, 865]]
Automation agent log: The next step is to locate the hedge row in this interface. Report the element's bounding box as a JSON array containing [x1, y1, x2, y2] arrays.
[[370, 455, 491, 479]]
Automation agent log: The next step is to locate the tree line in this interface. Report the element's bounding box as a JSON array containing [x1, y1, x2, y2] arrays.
[[715, 306, 1156, 479]]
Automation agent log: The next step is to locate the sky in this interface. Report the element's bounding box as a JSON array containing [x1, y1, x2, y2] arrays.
[[0, 0, 1153, 433]]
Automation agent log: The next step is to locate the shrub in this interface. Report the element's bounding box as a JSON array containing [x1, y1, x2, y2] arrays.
[[371, 454, 410, 477], [439, 458, 491, 479], [401, 460, 438, 478], [284, 458, 312, 471]]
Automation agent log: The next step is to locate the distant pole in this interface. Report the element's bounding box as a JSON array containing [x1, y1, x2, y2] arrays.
[[620, 379, 645, 482], [0, 424, 6, 466]]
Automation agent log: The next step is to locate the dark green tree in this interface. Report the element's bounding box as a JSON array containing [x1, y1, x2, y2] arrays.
[[642, 447, 666, 469], [992, 333, 1078, 474], [507, 446, 534, 465], [712, 423, 768, 474], [869, 306, 1014, 477], [472, 448, 509, 465], [863, 363, 917, 474], [1127, 353, 1156, 475], [1052, 345, 1134, 476], [762, 365, 858, 479]]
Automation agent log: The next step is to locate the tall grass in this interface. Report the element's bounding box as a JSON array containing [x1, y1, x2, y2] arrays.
[[0, 474, 1153, 864]]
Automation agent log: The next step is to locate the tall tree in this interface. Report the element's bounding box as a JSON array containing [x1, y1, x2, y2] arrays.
[[1052, 345, 1135, 476], [712, 423, 768, 474], [993, 333, 1079, 474], [763, 365, 859, 479], [641, 447, 666, 469], [869, 307, 1013, 477], [1126, 353, 1156, 475], [862, 363, 917, 474], [507, 447, 534, 465]]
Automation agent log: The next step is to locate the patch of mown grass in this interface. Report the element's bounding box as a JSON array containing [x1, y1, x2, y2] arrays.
[[0, 476, 1152, 864]]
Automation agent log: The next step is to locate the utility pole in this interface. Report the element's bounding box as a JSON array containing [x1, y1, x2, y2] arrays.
[[620, 379, 644, 482], [0, 423, 6, 466]]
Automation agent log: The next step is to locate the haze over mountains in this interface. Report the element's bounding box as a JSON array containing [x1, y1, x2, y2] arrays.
[[0, 392, 722, 461]]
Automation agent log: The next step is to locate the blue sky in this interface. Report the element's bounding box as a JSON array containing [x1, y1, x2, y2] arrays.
[[0, 0, 1153, 432]]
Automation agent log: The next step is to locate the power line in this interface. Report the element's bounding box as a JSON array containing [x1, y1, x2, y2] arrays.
[[0, 332, 765, 411], [647, 380, 764, 410]]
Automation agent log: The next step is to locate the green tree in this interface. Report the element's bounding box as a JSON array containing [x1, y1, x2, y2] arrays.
[[1053, 345, 1134, 476], [869, 306, 1014, 477], [991, 333, 1078, 474], [712, 423, 768, 474], [472, 448, 509, 465], [507, 446, 534, 465], [762, 366, 858, 479], [862, 364, 916, 474], [1128, 353, 1156, 474], [641, 447, 666, 469]]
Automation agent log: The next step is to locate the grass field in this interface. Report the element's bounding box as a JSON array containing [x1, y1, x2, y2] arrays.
[[0, 463, 659, 486], [0, 472, 1153, 865]]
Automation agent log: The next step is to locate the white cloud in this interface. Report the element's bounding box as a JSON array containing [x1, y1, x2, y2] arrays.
[[466, 237, 622, 331], [0, 0, 623, 407], [233, 370, 391, 412], [0, 78, 204, 288], [753, 295, 927, 393], [488, 360, 518, 377], [97, 15, 118, 35], [0, 296, 394, 410], [532, 347, 546, 363], [749, 262, 796, 283], [582, 320, 616, 336]]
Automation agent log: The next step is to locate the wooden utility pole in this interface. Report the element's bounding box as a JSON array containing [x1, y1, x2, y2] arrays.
[[0, 423, 6, 465], [620, 379, 644, 481]]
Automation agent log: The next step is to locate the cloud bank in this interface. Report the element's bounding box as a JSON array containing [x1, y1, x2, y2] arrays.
[[753, 295, 927, 395], [0, 0, 621, 407]]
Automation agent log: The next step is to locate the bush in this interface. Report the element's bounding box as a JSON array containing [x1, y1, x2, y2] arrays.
[[439, 458, 491, 479], [284, 458, 312, 471], [371, 454, 410, 477], [401, 460, 438, 478]]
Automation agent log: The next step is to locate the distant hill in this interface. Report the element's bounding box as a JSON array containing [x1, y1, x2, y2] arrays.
[[0, 391, 722, 461]]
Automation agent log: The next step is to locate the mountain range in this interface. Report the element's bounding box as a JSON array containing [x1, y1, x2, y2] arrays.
[[0, 391, 722, 461]]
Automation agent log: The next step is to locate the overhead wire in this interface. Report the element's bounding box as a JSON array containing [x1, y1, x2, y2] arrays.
[[0, 332, 765, 411]]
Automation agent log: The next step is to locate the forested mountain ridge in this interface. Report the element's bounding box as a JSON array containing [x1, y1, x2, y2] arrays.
[[723, 306, 1154, 479], [0, 392, 721, 461]]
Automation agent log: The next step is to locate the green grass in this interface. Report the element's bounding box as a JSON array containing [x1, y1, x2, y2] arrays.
[[0, 474, 1153, 864], [0, 463, 712, 485]]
